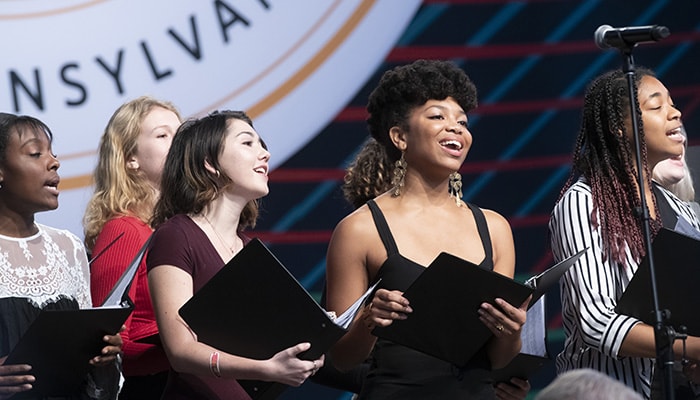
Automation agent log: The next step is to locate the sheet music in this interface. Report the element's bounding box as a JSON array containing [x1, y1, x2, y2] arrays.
[[330, 280, 381, 329], [674, 215, 700, 240], [520, 296, 547, 357], [524, 248, 586, 290], [101, 235, 152, 308]]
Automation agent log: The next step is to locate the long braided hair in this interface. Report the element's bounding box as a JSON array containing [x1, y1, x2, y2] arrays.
[[559, 67, 661, 265]]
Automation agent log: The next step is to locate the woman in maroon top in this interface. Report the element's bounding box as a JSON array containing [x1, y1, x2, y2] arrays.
[[147, 110, 323, 399], [83, 96, 182, 399]]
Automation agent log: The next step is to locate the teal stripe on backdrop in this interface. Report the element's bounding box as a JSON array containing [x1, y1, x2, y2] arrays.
[[463, 0, 604, 200], [395, 3, 448, 46], [271, 3, 447, 234], [512, 0, 673, 217]]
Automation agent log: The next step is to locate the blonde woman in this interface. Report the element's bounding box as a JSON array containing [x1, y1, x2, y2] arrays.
[[83, 96, 181, 399], [652, 125, 700, 215]]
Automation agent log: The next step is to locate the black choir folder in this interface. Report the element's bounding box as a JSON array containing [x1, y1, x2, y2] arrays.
[[372, 249, 585, 368], [4, 306, 132, 398], [4, 235, 148, 398], [178, 238, 347, 400], [617, 228, 700, 336]]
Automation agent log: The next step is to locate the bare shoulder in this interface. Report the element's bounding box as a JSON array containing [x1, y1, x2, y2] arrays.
[[328, 205, 377, 263], [326, 205, 379, 308], [479, 207, 513, 236], [332, 204, 376, 239]]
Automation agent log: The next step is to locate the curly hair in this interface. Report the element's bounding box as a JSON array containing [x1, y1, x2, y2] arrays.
[[150, 110, 260, 230], [366, 59, 478, 161], [83, 96, 181, 251], [342, 138, 393, 209], [560, 67, 661, 265]]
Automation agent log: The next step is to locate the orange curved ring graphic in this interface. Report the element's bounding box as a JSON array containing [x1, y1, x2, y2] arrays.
[[57, 0, 376, 191], [0, 1, 108, 20]]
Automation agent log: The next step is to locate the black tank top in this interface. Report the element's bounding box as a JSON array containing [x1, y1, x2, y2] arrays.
[[357, 200, 496, 400]]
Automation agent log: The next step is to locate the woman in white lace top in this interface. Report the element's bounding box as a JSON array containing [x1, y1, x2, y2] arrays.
[[0, 113, 123, 400]]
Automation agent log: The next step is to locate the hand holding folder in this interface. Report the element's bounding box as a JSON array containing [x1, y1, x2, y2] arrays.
[[372, 249, 584, 367], [491, 296, 550, 383], [4, 234, 148, 398], [178, 238, 353, 400]]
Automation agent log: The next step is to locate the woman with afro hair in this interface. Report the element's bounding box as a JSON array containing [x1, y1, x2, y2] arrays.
[[325, 59, 529, 399]]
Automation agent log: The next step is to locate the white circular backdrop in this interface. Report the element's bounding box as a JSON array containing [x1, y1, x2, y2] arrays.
[[0, 0, 421, 237]]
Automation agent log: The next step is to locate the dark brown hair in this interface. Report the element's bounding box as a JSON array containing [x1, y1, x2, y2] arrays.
[[151, 110, 259, 230]]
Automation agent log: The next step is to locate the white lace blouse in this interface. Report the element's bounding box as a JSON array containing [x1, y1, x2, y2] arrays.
[[0, 223, 91, 309], [0, 224, 121, 399]]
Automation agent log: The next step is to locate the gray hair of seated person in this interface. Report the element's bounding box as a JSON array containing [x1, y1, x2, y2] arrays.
[[535, 369, 643, 400]]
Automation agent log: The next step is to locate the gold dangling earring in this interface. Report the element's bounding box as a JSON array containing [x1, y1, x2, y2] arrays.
[[391, 153, 407, 197], [449, 171, 463, 207]]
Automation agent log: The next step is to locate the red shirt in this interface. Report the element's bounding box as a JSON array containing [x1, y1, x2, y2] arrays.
[[91, 215, 169, 376]]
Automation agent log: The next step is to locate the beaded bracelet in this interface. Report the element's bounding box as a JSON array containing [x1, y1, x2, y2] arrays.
[[209, 351, 222, 378]]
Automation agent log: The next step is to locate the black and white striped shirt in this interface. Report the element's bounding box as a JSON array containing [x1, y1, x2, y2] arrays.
[[549, 178, 700, 399]]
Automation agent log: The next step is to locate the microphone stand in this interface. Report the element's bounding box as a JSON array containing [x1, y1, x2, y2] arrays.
[[617, 45, 676, 400]]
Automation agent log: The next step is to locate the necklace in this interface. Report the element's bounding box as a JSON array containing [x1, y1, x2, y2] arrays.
[[202, 214, 238, 255]]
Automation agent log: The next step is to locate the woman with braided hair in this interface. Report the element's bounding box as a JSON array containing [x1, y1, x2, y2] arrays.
[[0, 113, 123, 399], [549, 68, 700, 399]]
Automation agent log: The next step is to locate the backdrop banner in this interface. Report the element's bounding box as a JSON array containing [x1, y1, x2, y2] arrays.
[[0, 0, 420, 237]]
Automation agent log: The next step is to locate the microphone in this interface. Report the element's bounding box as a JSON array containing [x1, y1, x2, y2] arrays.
[[594, 24, 670, 49]]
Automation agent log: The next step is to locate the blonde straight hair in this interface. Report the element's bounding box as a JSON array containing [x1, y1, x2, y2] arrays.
[[83, 96, 181, 251]]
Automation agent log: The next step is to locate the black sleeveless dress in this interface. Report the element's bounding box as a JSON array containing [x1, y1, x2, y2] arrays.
[[357, 200, 496, 400]]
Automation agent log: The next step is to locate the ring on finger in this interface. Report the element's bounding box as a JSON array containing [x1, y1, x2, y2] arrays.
[[495, 324, 504, 332]]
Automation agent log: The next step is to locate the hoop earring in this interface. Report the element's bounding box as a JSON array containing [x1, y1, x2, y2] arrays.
[[449, 171, 463, 207], [215, 170, 221, 178], [391, 153, 407, 197]]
